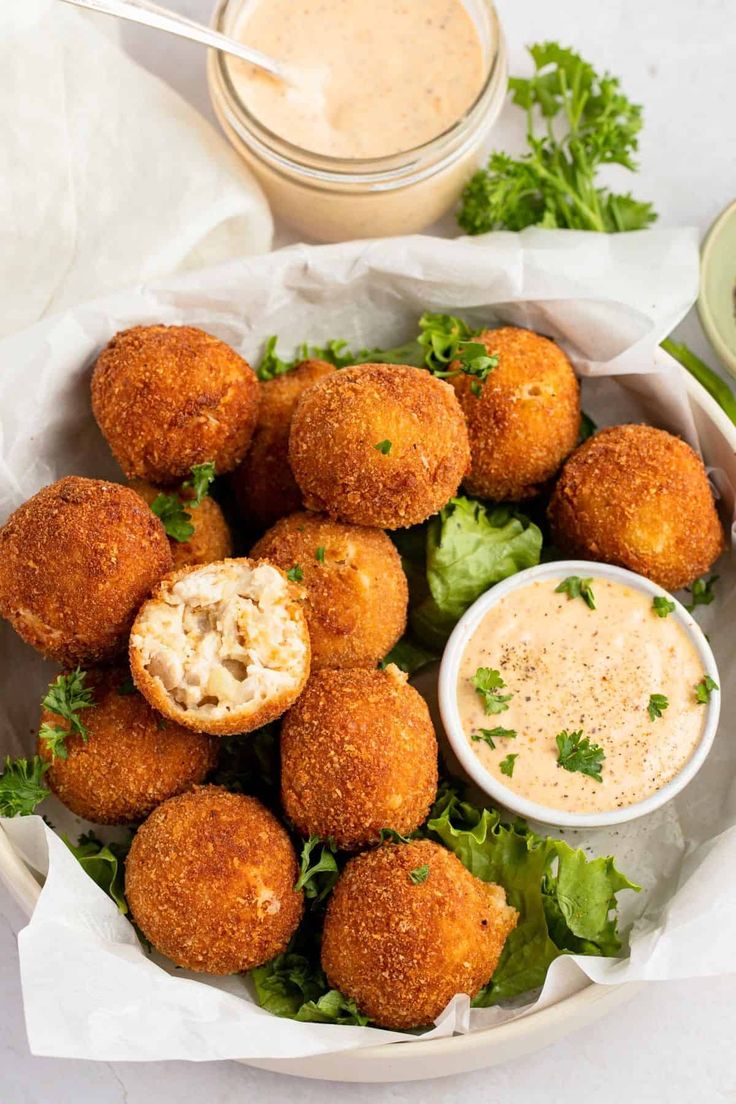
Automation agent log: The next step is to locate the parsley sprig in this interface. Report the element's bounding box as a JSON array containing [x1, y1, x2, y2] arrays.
[[555, 576, 596, 609], [556, 729, 605, 782], [150, 461, 216, 542], [39, 669, 95, 761], [652, 596, 676, 618], [695, 676, 718, 704], [458, 42, 656, 235], [648, 693, 669, 721], [499, 753, 519, 777], [472, 667, 512, 715], [0, 756, 49, 817], [294, 836, 339, 902], [685, 575, 718, 613], [472, 726, 517, 750]]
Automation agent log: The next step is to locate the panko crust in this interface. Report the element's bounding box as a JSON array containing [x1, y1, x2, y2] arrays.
[[129, 558, 311, 736], [91, 325, 260, 484], [280, 665, 438, 849], [231, 360, 336, 531], [0, 477, 172, 666], [452, 327, 580, 501], [548, 424, 724, 590], [288, 363, 471, 529], [251, 511, 407, 669], [38, 666, 218, 824], [129, 480, 233, 569], [321, 840, 517, 1028], [125, 787, 304, 973]]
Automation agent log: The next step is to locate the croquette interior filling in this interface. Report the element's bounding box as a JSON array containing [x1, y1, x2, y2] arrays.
[[130, 563, 306, 719]]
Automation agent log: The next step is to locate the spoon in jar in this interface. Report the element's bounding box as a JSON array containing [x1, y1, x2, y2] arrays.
[[57, 0, 290, 81]]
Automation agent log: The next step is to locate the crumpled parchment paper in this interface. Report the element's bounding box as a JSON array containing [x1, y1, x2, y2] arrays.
[[2, 228, 735, 1061]]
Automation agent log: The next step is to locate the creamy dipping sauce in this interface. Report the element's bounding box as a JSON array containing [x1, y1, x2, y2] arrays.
[[457, 577, 710, 814], [229, 0, 486, 158]]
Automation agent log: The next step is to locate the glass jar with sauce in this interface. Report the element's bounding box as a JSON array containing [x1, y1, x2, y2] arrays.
[[207, 0, 507, 242]]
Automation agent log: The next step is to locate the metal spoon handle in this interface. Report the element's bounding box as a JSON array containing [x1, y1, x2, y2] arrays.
[[58, 0, 287, 78]]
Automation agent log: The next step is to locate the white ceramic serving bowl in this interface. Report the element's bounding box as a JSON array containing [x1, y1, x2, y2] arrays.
[[439, 560, 721, 830]]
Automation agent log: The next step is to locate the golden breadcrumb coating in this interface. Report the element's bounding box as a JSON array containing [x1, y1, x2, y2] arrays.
[[91, 325, 259, 484], [280, 665, 437, 849], [0, 476, 172, 666], [38, 666, 217, 824], [451, 327, 580, 501], [126, 787, 304, 973], [231, 360, 335, 530], [251, 512, 407, 669], [129, 558, 310, 736], [288, 363, 470, 528], [548, 424, 724, 590], [321, 840, 517, 1028], [129, 480, 232, 569]]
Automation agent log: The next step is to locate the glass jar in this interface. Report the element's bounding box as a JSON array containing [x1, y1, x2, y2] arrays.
[[207, 0, 507, 242]]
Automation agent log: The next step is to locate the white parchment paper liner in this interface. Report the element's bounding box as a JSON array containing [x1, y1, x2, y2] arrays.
[[2, 228, 735, 1061]]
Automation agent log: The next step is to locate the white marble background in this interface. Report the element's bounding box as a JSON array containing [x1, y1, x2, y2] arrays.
[[3, 0, 736, 1100]]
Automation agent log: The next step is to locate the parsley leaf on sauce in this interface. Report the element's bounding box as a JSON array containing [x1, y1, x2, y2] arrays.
[[472, 726, 517, 750], [555, 576, 596, 609], [499, 753, 518, 777], [695, 675, 718, 704], [472, 667, 512, 715], [652, 595, 676, 618], [555, 729, 605, 782], [647, 693, 669, 721]]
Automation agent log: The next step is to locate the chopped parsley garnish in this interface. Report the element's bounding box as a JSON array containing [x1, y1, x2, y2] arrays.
[[685, 575, 718, 612], [150, 461, 216, 541], [39, 669, 95, 760], [695, 675, 718, 704], [409, 864, 430, 885], [287, 564, 304, 583], [294, 836, 339, 902], [374, 439, 392, 454], [648, 693, 669, 721], [117, 675, 136, 696], [0, 756, 49, 816], [472, 667, 512, 715], [499, 753, 519, 778], [555, 729, 605, 782], [652, 596, 676, 618], [182, 461, 216, 507], [472, 726, 517, 750], [315, 546, 326, 563], [555, 576, 596, 609]]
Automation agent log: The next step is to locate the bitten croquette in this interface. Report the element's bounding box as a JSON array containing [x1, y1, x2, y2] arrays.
[[0, 477, 172, 666], [129, 558, 311, 735], [129, 480, 233, 569], [451, 327, 580, 501], [250, 512, 407, 669], [125, 787, 304, 973], [288, 363, 470, 528], [38, 666, 218, 824], [280, 665, 438, 849], [321, 840, 517, 1028], [91, 325, 259, 484], [548, 424, 724, 589], [231, 359, 335, 530]]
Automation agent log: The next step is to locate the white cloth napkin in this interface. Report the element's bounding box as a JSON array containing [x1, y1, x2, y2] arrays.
[[0, 0, 273, 338]]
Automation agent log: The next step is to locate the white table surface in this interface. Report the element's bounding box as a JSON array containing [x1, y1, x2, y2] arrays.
[[3, 0, 736, 1100]]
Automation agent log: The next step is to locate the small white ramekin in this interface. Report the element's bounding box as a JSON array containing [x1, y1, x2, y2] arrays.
[[438, 560, 721, 829]]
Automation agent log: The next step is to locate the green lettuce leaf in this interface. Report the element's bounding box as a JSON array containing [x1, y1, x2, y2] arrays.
[[250, 951, 370, 1025], [412, 498, 542, 646], [380, 636, 439, 676], [427, 789, 639, 1005], [63, 832, 129, 914]]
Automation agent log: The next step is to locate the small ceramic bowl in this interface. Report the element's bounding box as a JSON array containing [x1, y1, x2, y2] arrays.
[[698, 198, 736, 379], [438, 560, 721, 829]]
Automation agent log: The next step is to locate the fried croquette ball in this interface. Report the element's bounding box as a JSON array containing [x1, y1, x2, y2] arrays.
[[321, 840, 517, 1028], [280, 665, 437, 849], [91, 325, 259, 485], [251, 512, 407, 669], [0, 477, 172, 666], [548, 424, 724, 590], [289, 363, 470, 528], [231, 360, 336, 530], [125, 787, 304, 973], [451, 327, 580, 501], [129, 480, 232, 569], [129, 558, 310, 735], [37, 666, 217, 824]]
